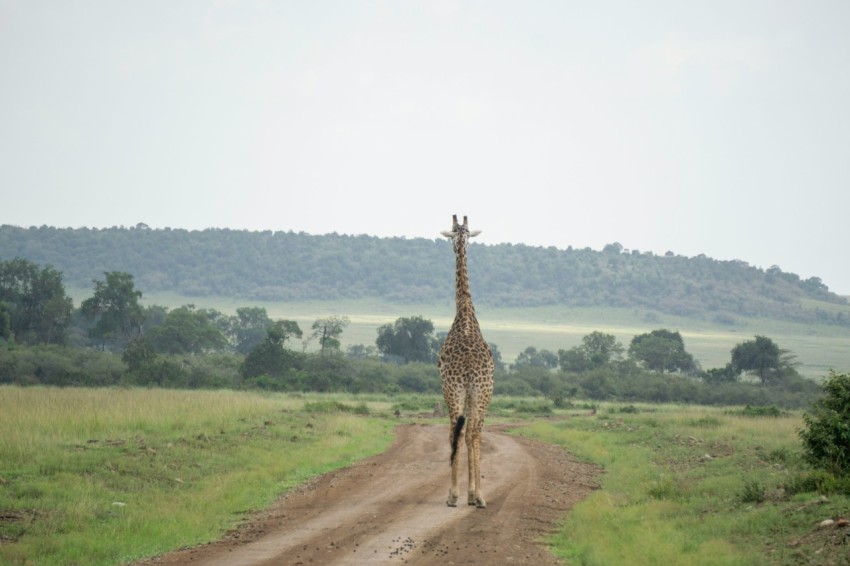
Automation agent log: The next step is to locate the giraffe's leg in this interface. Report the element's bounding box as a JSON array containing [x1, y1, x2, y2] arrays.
[[469, 420, 486, 508], [466, 418, 476, 505], [447, 412, 464, 507]]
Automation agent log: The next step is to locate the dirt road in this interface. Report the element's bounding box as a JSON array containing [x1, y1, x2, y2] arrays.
[[142, 423, 601, 566]]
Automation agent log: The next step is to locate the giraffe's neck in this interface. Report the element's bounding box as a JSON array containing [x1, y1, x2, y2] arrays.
[[453, 246, 480, 335]]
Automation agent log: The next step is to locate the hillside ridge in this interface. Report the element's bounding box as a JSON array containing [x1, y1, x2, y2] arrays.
[[1, 224, 847, 326]]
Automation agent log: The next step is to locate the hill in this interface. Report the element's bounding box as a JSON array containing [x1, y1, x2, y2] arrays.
[[1, 224, 847, 327]]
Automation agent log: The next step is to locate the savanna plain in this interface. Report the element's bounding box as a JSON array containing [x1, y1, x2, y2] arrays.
[[5, 291, 850, 565], [2, 386, 850, 566]]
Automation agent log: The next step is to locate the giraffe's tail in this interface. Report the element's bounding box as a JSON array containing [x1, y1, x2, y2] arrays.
[[450, 415, 465, 466]]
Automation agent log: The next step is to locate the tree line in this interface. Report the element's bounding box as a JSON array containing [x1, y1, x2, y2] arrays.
[[1, 224, 847, 326], [0, 259, 823, 408]]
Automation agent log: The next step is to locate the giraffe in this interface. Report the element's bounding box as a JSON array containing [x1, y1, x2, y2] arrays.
[[438, 214, 495, 508]]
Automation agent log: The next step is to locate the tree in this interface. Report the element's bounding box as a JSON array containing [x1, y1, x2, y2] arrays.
[[142, 305, 169, 329], [558, 345, 592, 373], [241, 326, 302, 387], [267, 319, 303, 346], [701, 364, 739, 384], [122, 337, 158, 372], [229, 307, 274, 354], [0, 301, 11, 341], [559, 331, 624, 372], [375, 316, 438, 363], [799, 371, 850, 475], [80, 272, 145, 349], [779, 349, 801, 377], [512, 346, 558, 370], [579, 367, 617, 400], [145, 305, 227, 355], [309, 315, 349, 355], [302, 354, 354, 392], [730, 335, 781, 385], [582, 331, 625, 366], [0, 258, 73, 345], [489, 343, 506, 372], [511, 365, 558, 396], [628, 329, 696, 373]]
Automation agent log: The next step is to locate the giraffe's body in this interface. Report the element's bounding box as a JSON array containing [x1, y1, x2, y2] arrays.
[[438, 215, 494, 508]]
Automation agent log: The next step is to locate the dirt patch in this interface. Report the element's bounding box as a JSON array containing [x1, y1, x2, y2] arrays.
[[139, 423, 601, 565]]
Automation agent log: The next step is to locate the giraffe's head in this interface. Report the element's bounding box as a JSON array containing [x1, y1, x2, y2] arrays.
[[441, 215, 481, 253]]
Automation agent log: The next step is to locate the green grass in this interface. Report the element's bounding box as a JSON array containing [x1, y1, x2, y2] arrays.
[[4, 388, 849, 565], [0, 387, 395, 565], [130, 294, 850, 380], [517, 404, 850, 565]]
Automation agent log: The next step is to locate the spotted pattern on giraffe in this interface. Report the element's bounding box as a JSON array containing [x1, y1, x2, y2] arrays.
[[438, 214, 494, 508]]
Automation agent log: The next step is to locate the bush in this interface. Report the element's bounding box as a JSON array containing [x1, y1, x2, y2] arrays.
[[738, 479, 766, 504], [490, 398, 553, 415], [799, 371, 850, 475], [784, 470, 850, 496], [739, 404, 785, 417], [493, 375, 539, 397], [392, 362, 441, 394], [303, 401, 369, 415], [0, 345, 124, 386]]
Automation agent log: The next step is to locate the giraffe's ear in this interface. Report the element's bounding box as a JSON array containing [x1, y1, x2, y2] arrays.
[[440, 231, 454, 238], [469, 230, 482, 238]]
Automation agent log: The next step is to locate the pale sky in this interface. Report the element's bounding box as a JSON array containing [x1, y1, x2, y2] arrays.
[[2, 1, 849, 294]]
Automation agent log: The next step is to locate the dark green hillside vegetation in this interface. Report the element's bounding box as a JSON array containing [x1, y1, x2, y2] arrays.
[[1, 224, 847, 325]]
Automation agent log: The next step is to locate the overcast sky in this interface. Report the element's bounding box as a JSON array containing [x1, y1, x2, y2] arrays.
[[2, 1, 849, 294]]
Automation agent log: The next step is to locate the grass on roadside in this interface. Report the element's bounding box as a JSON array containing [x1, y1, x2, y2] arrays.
[[5, 387, 849, 566], [0, 386, 395, 566], [517, 404, 850, 566]]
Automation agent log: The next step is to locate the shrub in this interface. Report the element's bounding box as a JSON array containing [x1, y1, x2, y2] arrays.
[[799, 371, 850, 475], [490, 398, 553, 415], [391, 397, 439, 413], [303, 401, 369, 415], [648, 476, 687, 501], [0, 345, 124, 386], [768, 447, 789, 464], [738, 479, 766, 504], [740, 404, 784, 417], [493, 375, 538, 397], [784, 470, 850, 496]]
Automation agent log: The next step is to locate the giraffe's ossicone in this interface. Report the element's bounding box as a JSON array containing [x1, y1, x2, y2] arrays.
[[438, 214, 495, 508]]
